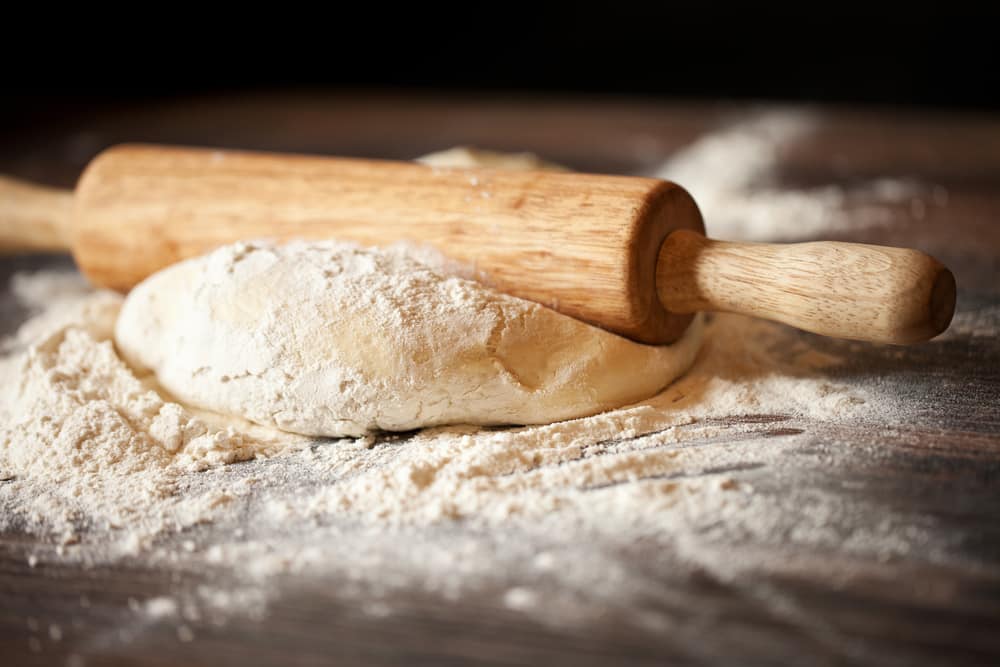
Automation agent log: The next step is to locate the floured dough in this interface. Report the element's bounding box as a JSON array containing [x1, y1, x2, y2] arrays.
[[115, 241, 702, 437]]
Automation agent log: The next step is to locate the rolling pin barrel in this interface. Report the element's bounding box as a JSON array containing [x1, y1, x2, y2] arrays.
[[72, 145, 704, 344]]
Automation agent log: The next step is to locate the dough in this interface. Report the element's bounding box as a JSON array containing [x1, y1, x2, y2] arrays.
[[115, 240, 702, 437], [115, 149, 704, 437]]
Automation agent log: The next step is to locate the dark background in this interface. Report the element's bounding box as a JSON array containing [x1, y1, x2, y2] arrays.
[[2, 3, 999, 130]]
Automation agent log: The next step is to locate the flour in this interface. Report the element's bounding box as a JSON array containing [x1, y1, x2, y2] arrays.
[[653, 111, 918, 241], [0, 121, 928, 636], [417, 146, 568, 172], [0, 275, 305, 541], [0, 270, 879, 627]]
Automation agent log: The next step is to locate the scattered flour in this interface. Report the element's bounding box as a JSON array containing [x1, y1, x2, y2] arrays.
[[653, 111, 918, 241], [417, 146, 568, 172], [0, 120, 933, 634], [0, 274, 307, 544], [0, 267, 879, 628]]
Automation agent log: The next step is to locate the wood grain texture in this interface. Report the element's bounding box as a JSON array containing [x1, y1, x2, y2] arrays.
[[658, 230, 956, 344], [73, 144, 702, 344], [0, 175, 73, 253], [1, 96, 999, 667]]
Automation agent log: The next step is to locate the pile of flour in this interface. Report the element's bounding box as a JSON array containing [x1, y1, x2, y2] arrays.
[[0, 274, 306, 545], [0, 112, 935, 638]]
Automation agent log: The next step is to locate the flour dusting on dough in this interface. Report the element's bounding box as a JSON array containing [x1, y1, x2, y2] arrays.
[[115, 240, 702, 436]]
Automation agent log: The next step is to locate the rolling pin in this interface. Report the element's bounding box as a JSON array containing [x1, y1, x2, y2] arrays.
[[0, 145, 955, 345]]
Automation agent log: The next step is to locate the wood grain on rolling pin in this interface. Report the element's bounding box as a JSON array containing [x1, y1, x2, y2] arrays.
[[1, 144, 954, 345], [658, 231, 956, 344], [73, 145, 704, 344]]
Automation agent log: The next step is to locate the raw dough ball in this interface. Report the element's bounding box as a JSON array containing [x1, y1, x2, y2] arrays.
[[115, 241, 703, 437]]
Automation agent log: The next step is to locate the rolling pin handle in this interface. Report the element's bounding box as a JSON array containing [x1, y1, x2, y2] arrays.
[[656, 229, 956, 344], [0, 175, 74, 253]]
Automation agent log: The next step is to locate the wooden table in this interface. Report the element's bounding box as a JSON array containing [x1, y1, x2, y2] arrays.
[[2, 94, 999, 666]]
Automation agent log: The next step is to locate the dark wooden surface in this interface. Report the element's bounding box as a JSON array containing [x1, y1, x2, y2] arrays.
[[1, 93, 999, 666]]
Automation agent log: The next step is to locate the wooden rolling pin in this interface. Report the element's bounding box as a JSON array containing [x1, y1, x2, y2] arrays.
[[0, 145, 955, 345]]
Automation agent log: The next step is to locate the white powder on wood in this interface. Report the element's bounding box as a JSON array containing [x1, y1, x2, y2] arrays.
[[0, 121, 929, 631], [0, 276, 306, 542], [653, 111, 918, 241], [0, 269, 882, 627]]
